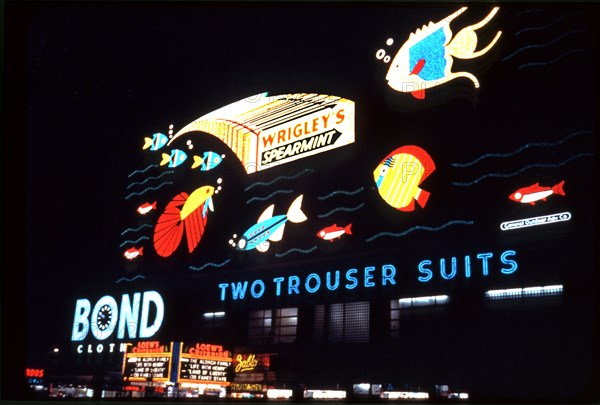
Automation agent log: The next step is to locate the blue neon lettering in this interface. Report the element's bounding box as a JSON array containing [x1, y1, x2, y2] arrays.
[[500, 250, 518, 274], [305, 273, 321, 293], [441, 257, 457, 280], [382, 264, 396, 285], [231, 282, 248, 300], [345, 269, 358, 289], [250, 280, 265, 298], [464, 256, 471, 278], [476, 253, 493, 276], [218, 283, 228, 301], [326, 271, 340, 291], [273, 277, 285, 296], [418, 260, 433, 282], [288, 276, 300, 295], [364, 266, 375, 287]]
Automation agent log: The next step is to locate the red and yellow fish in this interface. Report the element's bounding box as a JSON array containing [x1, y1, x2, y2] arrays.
[[373, 145, 435, 211], [153, 185, 216, 258]]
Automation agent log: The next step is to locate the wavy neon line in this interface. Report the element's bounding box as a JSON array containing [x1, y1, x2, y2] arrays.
[[317, 187, 364, 200], [518, 48, 589, 70], [452, 153, 594, 186], [244, 169, 314, 191], [246, 189, 294, 204], [126, 171, 174, 189], [502, 30, 588, 61], [275, 246, 318, 258], [366, 220, 474, 243], [128, 164, 158, 178], [514, 9, 541, 18], [125, 181, 173, 200], [515, 13, 576, 36], [451, 130, 592, 167], [189, 259, 231, 271], [116, 275, 146, 283], [119, 236, 149, 248], [120, 224, 152, 236], [318, 203, 365, 219]]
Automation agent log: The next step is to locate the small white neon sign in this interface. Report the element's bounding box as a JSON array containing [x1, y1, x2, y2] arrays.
[[500, 211, 571, 231]]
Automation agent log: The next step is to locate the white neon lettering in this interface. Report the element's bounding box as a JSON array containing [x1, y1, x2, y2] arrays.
[[118, 293, 141, 339], [138, 291, 164, 338], [71, 299, 91, 341]]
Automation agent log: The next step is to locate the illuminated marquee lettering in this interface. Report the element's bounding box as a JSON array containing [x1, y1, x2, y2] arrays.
[[219, 265, 397, 301], [71, 291, 164, 342], [418, 250, 517, 282]]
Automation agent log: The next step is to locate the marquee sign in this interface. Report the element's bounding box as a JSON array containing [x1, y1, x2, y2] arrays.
[[122, 342, 173, 383], [178, 343, 232, 385]]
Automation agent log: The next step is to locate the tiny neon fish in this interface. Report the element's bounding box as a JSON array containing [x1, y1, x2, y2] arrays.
[[161, 149, 188, 168], [509, 181, 565, 205], [237, 195, 307, 252], [386, 7, 502, 99], [124, 246, 143, 260], [317, 223, 352, 242], [143, 133, 168, 151], [192, 152, 225, 171], [373, 145, 435, 212], [137, 201, 157, 215]]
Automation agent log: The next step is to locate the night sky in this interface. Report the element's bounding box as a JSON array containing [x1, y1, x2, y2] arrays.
[[3, 1, 599, 401]]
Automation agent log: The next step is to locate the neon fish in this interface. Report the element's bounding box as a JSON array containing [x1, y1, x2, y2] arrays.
[[373, 145, 435, 211], [154, 185, 217, 257], [237, 195, 307, 252], [160, 149, 188, 168], [317, 223, 352, 242], [124, 246, 143, 260], [192, 152, 225, 171], [137, 201, 157, 215], [509, 181, 565, 205], [143, 133, 168, 151], [386, 7, 502, 99]]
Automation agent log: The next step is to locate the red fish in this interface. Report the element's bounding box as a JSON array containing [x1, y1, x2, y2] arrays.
[[137, 201, 157, 215], [317, 224, 352, 242], [509, 180, 565, 205], [124, 246, 144, 260]]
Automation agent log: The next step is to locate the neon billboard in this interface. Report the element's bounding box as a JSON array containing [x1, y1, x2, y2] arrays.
[[18, 3, 596, 401]]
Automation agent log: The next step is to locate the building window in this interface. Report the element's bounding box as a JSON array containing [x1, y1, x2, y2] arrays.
[[202, 311, 226, 330], [314, 301, 370, 343], [390, 295, 449, 339], [248, 308, 297, 344]]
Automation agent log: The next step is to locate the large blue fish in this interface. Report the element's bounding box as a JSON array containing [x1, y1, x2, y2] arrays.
[[236, 195, 307, 252], [385, 7, 502, 99]]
